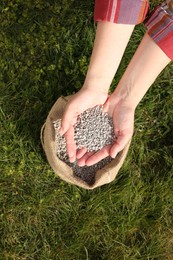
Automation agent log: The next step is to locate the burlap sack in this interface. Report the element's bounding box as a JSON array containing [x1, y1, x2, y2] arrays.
[[41, 96, 131, 190]]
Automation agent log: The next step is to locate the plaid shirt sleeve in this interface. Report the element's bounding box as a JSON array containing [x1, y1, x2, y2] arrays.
[[144, 0, 173, 60], [94, 0, 173, 60], [94, 0, 149, 25]]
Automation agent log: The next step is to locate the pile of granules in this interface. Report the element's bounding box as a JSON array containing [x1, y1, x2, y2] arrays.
[[54, 105, 116, 185]]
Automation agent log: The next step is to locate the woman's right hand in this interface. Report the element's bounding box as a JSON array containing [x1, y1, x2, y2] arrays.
[[59, 87, 108, 163]]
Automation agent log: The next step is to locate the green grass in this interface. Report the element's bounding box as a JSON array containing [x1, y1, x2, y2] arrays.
[[1, 0, 173, 259]]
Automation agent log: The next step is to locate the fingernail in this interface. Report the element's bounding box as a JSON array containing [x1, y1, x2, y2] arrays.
[[59, 128, 64, 136], [77, 161, 85, 167], [86, 161, 92, 166], [69, 155, 75, 163], [111, 153, 117, 159], [69, 159, 75, 163]]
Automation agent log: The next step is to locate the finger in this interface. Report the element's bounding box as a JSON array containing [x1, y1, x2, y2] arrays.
[[59, 118, 70, 136], [64, 126, 76, 163], [59, 106, 75, 136], [85, 144, 111, 166], [77, 151, 94, 167], [110, 134, 131, 158], [76, 147, 88, 160]]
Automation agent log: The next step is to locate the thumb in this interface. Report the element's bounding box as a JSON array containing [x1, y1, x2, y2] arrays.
[[102, 95, 110, 113], [110, 133, 131, 158]]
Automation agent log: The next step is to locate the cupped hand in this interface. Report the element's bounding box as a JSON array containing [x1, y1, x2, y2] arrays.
[[77, 93, 135, 166], [59, 87, 108, 163]]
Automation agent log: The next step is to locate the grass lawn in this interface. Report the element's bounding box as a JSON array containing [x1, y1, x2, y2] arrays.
[[1, 0, 173, 259]]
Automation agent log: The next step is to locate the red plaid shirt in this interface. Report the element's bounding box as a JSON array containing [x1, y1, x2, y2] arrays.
[[94, 0, 173, 60]]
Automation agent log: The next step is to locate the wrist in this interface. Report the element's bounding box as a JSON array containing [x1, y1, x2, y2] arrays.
[[112, 83, 139, 111], [82, 76, 110, 93]]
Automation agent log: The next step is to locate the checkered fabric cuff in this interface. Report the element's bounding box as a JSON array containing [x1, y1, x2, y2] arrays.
[[94, 0, 149, 25], [144, 1, 173, 60]]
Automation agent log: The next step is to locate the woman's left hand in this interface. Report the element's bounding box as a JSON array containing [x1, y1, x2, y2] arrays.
[[77, 94, 135, 166]]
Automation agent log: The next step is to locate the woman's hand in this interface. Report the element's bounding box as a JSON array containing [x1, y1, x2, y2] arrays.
[[77, 93, 135, 166], [59, 87, 108, 163]]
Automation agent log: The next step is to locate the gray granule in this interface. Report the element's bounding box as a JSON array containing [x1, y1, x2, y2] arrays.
[[54, 105, 116, 185], [74, 106, 115, 151]]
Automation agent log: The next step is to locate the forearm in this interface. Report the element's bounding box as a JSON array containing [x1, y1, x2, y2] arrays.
[[113, 33, 171, 109], [83, 22, 135, 92], [83, 0, 149, 92]]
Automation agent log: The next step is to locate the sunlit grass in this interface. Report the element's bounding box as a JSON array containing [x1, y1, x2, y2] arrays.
[[1, 0, 173, 259]]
